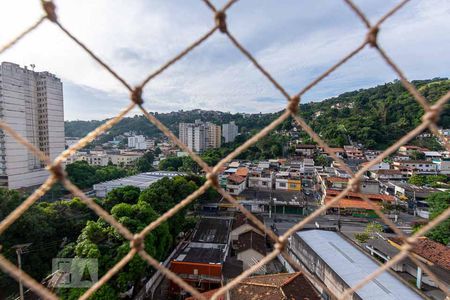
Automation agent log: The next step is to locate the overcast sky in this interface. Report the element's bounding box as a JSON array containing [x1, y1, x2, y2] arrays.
[[0, 0, 449, 120]]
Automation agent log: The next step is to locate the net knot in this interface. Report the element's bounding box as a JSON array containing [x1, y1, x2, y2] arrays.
[[215, 11, 227, 33], [287, 95, 300, 114], [42, 0, 57, 22], [131, 235, 145, 251], [421, 106, 440, 123], [366, 26, 379, 47], [47, 163, 65, 181], [131, 86, 143, 105], [206, 172, 219, 188], [275, 240, 286, 252], [349, 177, 360, 193]]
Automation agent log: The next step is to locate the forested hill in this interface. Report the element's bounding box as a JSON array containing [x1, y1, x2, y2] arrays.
[[65, 78, 450, 149]]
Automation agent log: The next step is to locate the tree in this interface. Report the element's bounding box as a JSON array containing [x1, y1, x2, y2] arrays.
[[410, 150, 425, 160], [0, 189, 95, 297], [425, 192, 450, 245], [314, 154, 330, 167], [60, 200, 172, 298], [134, 151, 155, 172], [158, 157, 183, 171], [139, 176, 197, 236], [103, 186, 141, 210]]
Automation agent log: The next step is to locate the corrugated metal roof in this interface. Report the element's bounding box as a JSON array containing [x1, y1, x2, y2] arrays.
[[296, 230, 422, 300]]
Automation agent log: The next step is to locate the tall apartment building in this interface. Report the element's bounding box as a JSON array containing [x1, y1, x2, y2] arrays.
[[127, 135, 147, 150], [0, 62, 64, 189], [206, 122, 221, 149], [179, 120, 221, 152], [222, 121, 238, 143]]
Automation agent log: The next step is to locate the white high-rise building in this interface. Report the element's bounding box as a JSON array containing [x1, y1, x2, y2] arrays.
[[179, 120, 221, 152], [127, 135, 147, 150], [222, 121, 238, 143], [0, 62, 64, 189]]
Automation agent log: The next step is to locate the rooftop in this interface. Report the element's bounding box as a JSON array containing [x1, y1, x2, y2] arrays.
[[175, 247, 224, 264], [229, 272, 320, 300], [93, 171, 184, 192], [326, 189, 395, 202], [227, 174, 246, 184], [232, 213, 264, 231], [192, 217, 232, 244], [236, 167, 249, 177], [389, 237, 450, 271], [296, 230, 422, 300], [236, 231, 266, 255]]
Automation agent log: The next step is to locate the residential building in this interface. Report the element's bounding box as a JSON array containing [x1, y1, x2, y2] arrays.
[[206, 122, 221, 149], [392, 160, 438, 175], [235, 231, 267, 274], [188, 272, 320, 300], [398, 145, 428, 155], [109, 152, 142, 166], [433, 158, 450, 174], [423, 151, 442, 161], [0, 62, 64, 189], [169, 217, 232, 296], [226, 174, 246, 195], [289, 230, 423, 300], [275, 171, 301, 191], [230, 214, 264, 241], [294, 144, 316, 157], [344, 145, 364, 159], [179, 120, 221, 152], [222, 121, 238, 143], [248, 167, 274, 189], [127, 135, 147, 150], [370, 169, 405, 181]]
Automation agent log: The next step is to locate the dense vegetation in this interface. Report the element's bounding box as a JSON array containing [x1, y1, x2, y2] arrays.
[[408, 174, 449, 188], [0, 175, 216, 299], [65, 78, 450, 150], [0, 190, 97, 298], [413, 192, 450, 245]]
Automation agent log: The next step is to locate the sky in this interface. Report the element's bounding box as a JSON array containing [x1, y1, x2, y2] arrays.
[[0, 0, 449, 120]]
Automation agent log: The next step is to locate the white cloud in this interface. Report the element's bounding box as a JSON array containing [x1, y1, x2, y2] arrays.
[[0, 0, 448, 120]]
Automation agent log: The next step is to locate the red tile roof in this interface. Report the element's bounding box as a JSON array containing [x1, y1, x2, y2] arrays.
[[325, 198, 381, 210], [326, 189, 395, 202], [228, 174, 246, 184], [236, 167, 249, 177], [389, 237, 450, 270], [327, 177, 349, 183], [189, 273, 320, 300]]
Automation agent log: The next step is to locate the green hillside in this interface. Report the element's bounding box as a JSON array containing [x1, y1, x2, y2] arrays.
[[65, 78, 450, 150]]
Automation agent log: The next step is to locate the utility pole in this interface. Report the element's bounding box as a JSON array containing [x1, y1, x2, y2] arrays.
[[12, 243, 32, 300]]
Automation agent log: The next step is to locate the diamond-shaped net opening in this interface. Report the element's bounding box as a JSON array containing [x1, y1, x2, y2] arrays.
[[0, 0, 449, 299]]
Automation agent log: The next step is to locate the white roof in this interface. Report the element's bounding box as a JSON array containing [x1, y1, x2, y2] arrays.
[[93, 171, 184, 192], [296, 230, 422, 300], [423, 151, 442, 157]]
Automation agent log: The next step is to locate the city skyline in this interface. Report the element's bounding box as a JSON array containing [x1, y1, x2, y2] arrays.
[[0, 0, 449, 120]]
